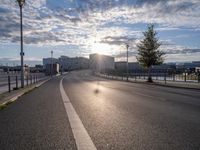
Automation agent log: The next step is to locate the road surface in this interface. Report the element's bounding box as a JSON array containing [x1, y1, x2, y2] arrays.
[[0, 70, 200, 150]]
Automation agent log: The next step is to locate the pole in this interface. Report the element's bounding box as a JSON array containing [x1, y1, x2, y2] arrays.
[[184, 71, 187, 82], [51, 51, 53, 77], [31, 75, 32, 84], [126, 44, 129, 81], [164, 71, 167, 84], [26, 75, 28, 86], [16, 76, 18, 89], [8, 76, 11, 92], [20, 6, 24, 88]]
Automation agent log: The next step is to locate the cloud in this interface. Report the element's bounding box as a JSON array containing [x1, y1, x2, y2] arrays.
[[0, 0, 200, 63], [0, 57, 42, 66], [1, 0, 200, 44], [165, 48, 200, 54], [114, 41, 200, 59], [100, 36, 137, 46]]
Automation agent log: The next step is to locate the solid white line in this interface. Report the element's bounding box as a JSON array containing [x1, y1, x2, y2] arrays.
[[60, 76, 97, 150]]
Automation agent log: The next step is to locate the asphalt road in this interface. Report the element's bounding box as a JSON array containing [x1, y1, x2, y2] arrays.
[[1, 70, 200, 150], [0, 76, 77, 150]]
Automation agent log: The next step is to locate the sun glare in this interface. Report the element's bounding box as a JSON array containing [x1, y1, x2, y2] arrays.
[[91, 43, 112, 55]]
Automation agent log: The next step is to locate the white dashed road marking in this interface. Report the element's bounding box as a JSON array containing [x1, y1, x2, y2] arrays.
[[60, 76, 97, 150]]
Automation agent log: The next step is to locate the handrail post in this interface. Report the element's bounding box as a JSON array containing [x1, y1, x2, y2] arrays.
[[26, 75, 28, 86], [8, 76, 11, 92], [16, 76, 18, 89]]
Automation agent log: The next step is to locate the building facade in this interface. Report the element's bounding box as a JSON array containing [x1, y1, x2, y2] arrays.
[[59, 56, 89, 71], [43, 58, 59, 69], [89, 54, 114, 71], [115, 62, 142, 72]]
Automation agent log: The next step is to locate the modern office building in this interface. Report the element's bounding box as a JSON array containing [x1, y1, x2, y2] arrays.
[[59, 56, 89, 71], [89, 54, 114, 71], [115, 62, 142, 72], [43, 58, 59, 69]]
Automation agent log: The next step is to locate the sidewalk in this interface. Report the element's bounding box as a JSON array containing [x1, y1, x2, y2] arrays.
[[97, 73, 200, 90], [0, 78, 50, 105]]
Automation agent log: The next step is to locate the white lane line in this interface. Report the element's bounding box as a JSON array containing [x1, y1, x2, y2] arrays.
[[60, 76, 97, 150]]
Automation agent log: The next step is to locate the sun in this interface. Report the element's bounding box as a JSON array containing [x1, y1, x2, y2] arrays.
[[91, 43, 112, 55]]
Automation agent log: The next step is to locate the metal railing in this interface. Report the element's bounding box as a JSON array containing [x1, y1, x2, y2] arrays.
[[0, 73, 47, 94], [97, 71, 200, 84]]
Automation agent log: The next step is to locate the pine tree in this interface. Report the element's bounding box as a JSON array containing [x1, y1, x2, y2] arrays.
[[137, 25, 164, 82]]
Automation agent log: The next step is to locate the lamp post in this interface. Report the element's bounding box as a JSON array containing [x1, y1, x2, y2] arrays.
[[51, 51, 53, 77], [17, 0, 25, 88], [126, 44, 129, 81]]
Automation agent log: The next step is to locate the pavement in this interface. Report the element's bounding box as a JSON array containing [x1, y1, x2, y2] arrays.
[[0, 76, 77, 150], [0, 77, 50, 105], [1, 70, 200, 150]]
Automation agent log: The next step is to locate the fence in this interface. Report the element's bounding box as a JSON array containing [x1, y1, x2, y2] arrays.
[[97, 71, 200, 84], [0, 73, 47, 94]]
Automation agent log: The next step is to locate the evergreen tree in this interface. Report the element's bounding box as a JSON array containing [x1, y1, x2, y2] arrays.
[[137, 25, 164, 82]]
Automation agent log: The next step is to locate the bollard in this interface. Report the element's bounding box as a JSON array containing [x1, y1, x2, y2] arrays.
[[164, 73, 167, 84], [16, 76, 18, 89], [8, 76, 11, 92]]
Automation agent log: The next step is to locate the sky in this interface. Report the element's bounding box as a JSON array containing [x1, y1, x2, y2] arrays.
[[0, 0, 200, 66]]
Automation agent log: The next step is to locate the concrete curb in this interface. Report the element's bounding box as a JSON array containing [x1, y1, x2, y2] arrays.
[[152, 82, 200, 91], [0, 78, 51, 105]]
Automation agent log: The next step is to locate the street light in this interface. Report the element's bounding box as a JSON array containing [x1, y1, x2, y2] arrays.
[[126, 44, 129, 81], [17, 0, 25, 88], [51, 51, 53, 77]]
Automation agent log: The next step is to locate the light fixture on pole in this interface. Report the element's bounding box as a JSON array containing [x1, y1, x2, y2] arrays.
[[17, 0, 25, 88]]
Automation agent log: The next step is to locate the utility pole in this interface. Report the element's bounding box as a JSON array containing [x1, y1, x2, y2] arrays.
[[17, 0, 25, 88], [51, 50, 53, 77], [126, 44, 129, 81]]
